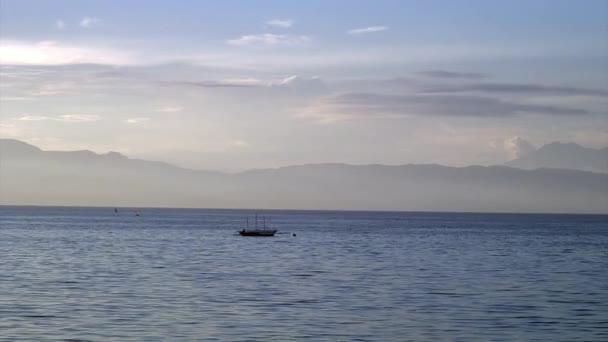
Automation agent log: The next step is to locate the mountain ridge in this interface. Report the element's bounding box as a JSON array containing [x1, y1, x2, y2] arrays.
[[505, 141, 608, 173], [1, 139, 606, 213], [3, 138, 607, 175]]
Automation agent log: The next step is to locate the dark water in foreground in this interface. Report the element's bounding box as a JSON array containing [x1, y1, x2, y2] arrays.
[[0, 206, 607, 341]]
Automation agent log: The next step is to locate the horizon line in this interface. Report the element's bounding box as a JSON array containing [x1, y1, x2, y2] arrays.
[[1, 204, 607, 217]]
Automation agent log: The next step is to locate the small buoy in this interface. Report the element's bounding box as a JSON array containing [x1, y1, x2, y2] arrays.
[[292, 233, 296, 237]]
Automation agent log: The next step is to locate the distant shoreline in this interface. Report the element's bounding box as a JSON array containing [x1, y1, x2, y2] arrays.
[[1, 204, 606, 217]]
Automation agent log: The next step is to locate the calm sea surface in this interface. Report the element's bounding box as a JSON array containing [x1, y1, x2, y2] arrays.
[[0, 206, 607, 341]]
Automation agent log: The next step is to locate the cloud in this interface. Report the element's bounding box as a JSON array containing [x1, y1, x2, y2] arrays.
[[0, 123, 20, 137], [416, 70, 486, 80], [164, 44, 525, 71], [270, 75, 329, 94], [0, 67, 57, 79], [32, 81, 77, 96], [55, 20, 66, 30], [167, 80, 262, 88], [58, 114, 100, 122], [166, 75, 328, 94], [158, 106, 184, 113], [226, 33, 310, 47], [229, 140, 250, 148], [275, 75, 308, 86], [18, 115, 52, 121], [299, 92, 588, 123], [17, 114, 100, 122], [125, 117, 150, 124], [348, 74, 608, 101], [266, 19, 294, 28], [219, 78, 267, 86], [420, 82, 608, 97], [0, 41, 559, 70], [347, 26, 388, 35], [167, 77, 284, 88], [0, 40, 134, 66], [1, 96, 34, 101], [502, 136, 536, 160], [80, 16, 101, 28]]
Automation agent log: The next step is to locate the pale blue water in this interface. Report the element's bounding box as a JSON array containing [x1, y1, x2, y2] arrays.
[[0, 206, 607, 341]]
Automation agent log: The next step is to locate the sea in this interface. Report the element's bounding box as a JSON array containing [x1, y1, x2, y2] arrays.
[[0, 206, 607, 341]]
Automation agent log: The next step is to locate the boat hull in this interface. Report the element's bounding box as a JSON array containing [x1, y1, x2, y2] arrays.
[[239, 230, 277, 237]]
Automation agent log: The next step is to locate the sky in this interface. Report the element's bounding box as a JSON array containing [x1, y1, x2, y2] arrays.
[[1, 0, 607, 171]]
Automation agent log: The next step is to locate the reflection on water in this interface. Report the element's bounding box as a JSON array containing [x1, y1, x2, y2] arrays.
[[1, 207, 607, 341]]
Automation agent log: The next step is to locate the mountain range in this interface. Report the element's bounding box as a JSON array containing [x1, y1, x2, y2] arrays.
[[505, 142, 608, 173], [1, 139, 606, 214]]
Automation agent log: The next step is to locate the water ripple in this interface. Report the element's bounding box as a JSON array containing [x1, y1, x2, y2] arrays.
[[0, 207, 607, 341]]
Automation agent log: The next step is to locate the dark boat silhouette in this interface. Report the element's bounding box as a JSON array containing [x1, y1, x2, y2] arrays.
[[239, 229, 277, 237], [239, 214, 277, 237]]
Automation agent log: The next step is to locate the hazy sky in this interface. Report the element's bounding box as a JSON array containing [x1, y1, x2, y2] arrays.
[[1, 0, 607, 171]]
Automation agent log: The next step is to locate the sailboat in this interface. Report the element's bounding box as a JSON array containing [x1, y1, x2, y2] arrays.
[[239, 214, 277, 237]]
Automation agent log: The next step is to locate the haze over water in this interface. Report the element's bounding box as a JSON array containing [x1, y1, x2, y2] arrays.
[[1, 206, 607, 341]]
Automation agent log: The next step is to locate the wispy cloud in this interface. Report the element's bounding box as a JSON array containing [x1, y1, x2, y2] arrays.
[[345, 73, 608, 99], [171, 77, 292, 88], [269, 75, 329, 94], [501, 136, 536, 160], [0, 67, 56, 79], [419, 82, 608, 97], [80, 16, 101, 28], [0, 123, 20, 137], [18, 114, 100, 122], [299, 92, 588, 124], [18, 115, 52, 121], [1, 96, 34, 101], [266, 19, 294, 28], [416, 70, 486, 80], [59, 114, 100, 122], [0, 40, 134, 66], [166, 76, 327, 93], [347, 26, 388, 35], [229, 139, 250, 148], [158, 106, 184, 113], [226, 33, 310, 47], [167, 80, 261, 88], [220, 78, 267, 86], [55, 19, 66, 30], [1, 39, 573, 71], [32, 81, 77, 96], [125, 117, 150, 124]]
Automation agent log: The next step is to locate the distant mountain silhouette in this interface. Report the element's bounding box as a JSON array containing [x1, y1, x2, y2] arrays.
[[1, 139, 606, 214], [506, 142, 608, 173], [0, 139, 43, 157]]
